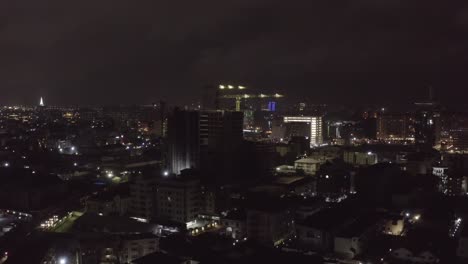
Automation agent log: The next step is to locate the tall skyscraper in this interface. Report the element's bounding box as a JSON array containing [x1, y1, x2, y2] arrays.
[[168, 109, 244, 181], [414, 87, 440, 148], [168, 109, 200, 175]]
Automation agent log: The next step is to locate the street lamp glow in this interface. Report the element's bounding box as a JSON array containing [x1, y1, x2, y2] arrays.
[[163, 171, 169, 176], [59, 257, 67, 264]]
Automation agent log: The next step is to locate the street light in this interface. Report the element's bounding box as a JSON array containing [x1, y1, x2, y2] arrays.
[[59, 257, 67, 264]]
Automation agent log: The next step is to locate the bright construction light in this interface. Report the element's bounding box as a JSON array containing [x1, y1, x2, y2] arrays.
[[71, 147, 75, 151], [4, 162, 9, 167], [276, 167, 280, 171], [219, 85, 225, 89], [163, 171, 169, 176], [59, 257, 67, 264], [413, 214, 420, 221], [367, 152, 372, 155], [228, 85, 234, 89], [405, 212, 410, 217], [238, 86, 246, 89]]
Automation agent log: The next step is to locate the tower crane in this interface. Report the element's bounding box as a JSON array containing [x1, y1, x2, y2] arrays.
[[216, 84, 284, 111]]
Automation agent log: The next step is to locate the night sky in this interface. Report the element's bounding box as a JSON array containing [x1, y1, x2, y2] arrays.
[[1, 0, 468, 106]]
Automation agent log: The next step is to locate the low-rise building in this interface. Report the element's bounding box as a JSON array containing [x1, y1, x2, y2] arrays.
[[343, 151, 378, 166], [86, 184, 130, 216], [119, 233, 159, 264], [333, 215, 380, 259], [221, 209, 247, 240], [247, 205, 295, 246], [294, 157, 327, 175]]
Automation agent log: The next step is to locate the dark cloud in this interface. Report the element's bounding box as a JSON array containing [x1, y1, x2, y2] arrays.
[[0, 0, 467, 106]]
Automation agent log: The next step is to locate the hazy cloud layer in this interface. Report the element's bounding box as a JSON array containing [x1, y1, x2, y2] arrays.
[[0, 0, 467, 106]]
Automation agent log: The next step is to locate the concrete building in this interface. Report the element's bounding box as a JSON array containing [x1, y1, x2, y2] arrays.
[[86, 184, 130, 216], [343, 151, 378, 166], [129, 174, 157, 220], [432, 156, 468, 196], [86, 193, 130, 216], [294, 157, 327, 176], [246, 206, 295, 246], [119, 233, 159, 264], [457, 227, 468, 260], [168, 109, 243, 181], [333, 216, 380, 259], [296, 201, 358, 252], [390, 248, 439, 264], [414, 99, 441, 148], [168, 109, 200, 175], [377, 112, 413, 142], [283, 116, 323, 148], [221, 209, 247, 240], [155, 175, 201, 224]]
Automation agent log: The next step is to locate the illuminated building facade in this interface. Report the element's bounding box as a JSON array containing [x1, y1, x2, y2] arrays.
[[168, 109, 200, 175], [168, 109, 243, 178], [284, 116, 323, 148], [377, 113, 414, 142]]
